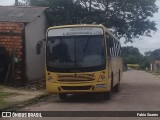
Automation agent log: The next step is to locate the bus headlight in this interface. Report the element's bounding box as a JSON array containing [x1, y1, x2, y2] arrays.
[[48, 76, 53, 81], [100, 75, 106, 80], [99, 71, 106, 81]]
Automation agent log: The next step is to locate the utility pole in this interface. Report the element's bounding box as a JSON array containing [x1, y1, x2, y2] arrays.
[[15, 0, 18, 6]]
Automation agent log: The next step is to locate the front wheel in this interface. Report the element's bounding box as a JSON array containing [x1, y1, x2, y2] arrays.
[[114, 71, 121, 92], [103, 91, 111, 100], [114, 82, 120, 92], [59, 93, 67, 100]]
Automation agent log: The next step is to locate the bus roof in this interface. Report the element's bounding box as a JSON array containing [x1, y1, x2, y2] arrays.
[[47, 24, 119, 41]]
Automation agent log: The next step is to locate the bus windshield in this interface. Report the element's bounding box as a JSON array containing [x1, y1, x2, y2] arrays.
[[46, 35, 106, 72]]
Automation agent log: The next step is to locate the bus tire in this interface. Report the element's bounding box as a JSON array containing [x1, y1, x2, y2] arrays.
[[103, 91, 111, 100], [114, 71, 120, 92], [114, 81, 120, 92], [59, 93, 67, 99], [111, 72, 114, 92], [103, 72, 113, 100]]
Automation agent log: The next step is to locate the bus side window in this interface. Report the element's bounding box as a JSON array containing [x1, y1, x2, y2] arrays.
[[114, 39, 118, 57], [113, 39, 117, 57], [114, 39, 121, 57], [113, 39, 116, 56], [109, 36, 114, 57], [106, 35, 110, 57], [118, 42, 122, 56]]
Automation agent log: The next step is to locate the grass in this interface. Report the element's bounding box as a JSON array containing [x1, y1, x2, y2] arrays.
[[0, 92, 12, 109], [0, 92, 50, 111], [147, 71, 160, 76], [0, 91, 18, 110], [0, 85, 48, 111]]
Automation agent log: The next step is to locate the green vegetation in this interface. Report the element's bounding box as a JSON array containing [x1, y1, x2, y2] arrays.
[[0, 86, 18, 109], [148, 70, 160, 76], [19, 0, 158, 42], [145, 49, 160, 61], [0, 92, 13, 109], [0, 85, 48, 111], [122, 46, 149, 70], [122, 47, 160, 70]]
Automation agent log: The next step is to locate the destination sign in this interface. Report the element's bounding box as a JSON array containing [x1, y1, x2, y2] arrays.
[[48, 27, 103, 37]]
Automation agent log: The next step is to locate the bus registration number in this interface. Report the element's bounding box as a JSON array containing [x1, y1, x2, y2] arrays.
[[96, 84, 106, 88]]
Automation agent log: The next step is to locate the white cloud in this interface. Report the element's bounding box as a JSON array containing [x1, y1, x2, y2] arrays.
[[0, 0, 15, 6], [121, 0, 160, 54]]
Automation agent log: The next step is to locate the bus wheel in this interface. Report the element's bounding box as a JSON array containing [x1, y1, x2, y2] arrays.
[[114, 81, 120, 92], [114, 71, 120, 92], [111, 72, 114, 92], [59, 93, 67, 99], [103, 91, 111, 100]]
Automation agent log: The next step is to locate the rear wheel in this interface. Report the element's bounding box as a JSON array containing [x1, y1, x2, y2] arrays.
[[114, 71, 120, 92], [59, 93, 67, 99], [114, 81, 120, 92], [111, 72, 114, 92], [103, 91, 111, 100]]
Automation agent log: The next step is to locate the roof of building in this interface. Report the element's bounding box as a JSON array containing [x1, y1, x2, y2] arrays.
[[0, 6, 48, 23]]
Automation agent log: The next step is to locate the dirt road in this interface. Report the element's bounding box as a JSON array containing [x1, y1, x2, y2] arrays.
[[4, 70, 160, 120]]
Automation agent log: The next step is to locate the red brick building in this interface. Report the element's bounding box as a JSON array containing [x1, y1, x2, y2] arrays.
[[0, 6, 48, 86]]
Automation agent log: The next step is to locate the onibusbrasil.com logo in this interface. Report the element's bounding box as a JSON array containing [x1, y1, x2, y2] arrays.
[[1, 112, 42, 118]]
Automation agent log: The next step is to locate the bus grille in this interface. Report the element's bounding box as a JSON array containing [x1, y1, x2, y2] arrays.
[[57, 73, 95, 82], [61, 86, 92, 90]]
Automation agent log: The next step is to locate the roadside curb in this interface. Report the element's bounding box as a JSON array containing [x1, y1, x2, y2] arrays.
[[0, 93, 51, 111]]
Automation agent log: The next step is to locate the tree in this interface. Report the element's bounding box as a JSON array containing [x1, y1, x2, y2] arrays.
[[121, 46, 141, 58], [20, 0, 86, 25], [150, 49, 160, 60], [79, 0, 158, 42], [21, 0, 158, 42], [121, 46, 149, 70], [139, 55, 150, 70], [144, 51, 152, 57]]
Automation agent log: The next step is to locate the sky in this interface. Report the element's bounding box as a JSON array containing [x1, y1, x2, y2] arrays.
[[121, 0, 160, 54], [0, 0, 160, 54]]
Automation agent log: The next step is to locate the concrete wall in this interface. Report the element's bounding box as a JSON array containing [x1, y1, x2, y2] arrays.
[[25, 13, 47, 81]]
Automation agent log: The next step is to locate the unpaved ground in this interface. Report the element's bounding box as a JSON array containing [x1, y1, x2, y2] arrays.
[[3, 70, 160, 120], [0, 85, 45, 106]]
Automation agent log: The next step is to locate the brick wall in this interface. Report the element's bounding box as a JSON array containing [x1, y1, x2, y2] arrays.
[[0, 22, 25, 85]]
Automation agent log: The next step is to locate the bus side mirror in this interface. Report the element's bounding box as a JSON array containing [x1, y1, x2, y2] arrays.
[[36, 41, 43, 54]]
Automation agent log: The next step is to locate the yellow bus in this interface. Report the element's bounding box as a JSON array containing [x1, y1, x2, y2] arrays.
[[46, 24, 122, 100]]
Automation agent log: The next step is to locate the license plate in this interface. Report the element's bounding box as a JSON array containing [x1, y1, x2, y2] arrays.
[[96, 84, 106, 88]]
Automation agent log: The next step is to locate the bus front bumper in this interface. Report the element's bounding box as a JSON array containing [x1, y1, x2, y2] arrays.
[[46, 81, 110, 93]]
